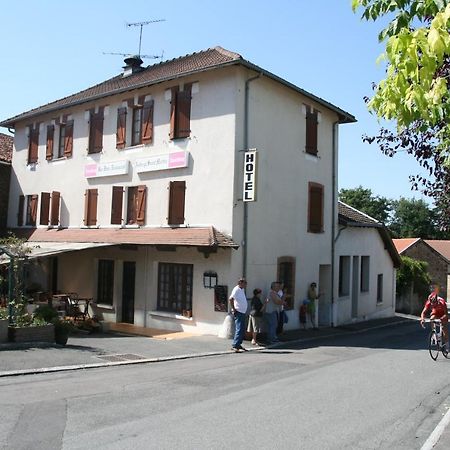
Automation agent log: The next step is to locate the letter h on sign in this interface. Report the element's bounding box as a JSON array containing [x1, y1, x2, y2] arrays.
[[243, 150, 257, 202]]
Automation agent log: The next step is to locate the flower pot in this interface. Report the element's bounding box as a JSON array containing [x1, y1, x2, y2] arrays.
[[8, 324, 55, 343], [54, 331, 69, 346]]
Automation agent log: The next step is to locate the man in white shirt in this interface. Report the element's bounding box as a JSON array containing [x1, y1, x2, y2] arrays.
[[229, 278, 248, 352]]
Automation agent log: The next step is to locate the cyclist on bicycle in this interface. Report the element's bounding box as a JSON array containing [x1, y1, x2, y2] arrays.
[[420, 284, 449, 350]]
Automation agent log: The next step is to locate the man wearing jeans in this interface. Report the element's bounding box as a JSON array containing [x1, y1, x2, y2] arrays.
[[229, 278, 248, 352]]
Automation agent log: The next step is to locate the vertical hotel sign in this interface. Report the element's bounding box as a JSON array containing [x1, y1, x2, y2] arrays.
[[243, 149, 257, 202]]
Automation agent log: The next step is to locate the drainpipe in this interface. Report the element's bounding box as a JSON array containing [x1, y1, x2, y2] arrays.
[[330, 120, 339, 327], [242, 72, 262, 278]]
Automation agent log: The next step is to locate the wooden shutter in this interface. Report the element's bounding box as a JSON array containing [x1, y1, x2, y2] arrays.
[[168, 181, 186, 225], [30, 194, 38, 226], [28, 128, 39, 164], [40, 192, 51, 226], [116, 107, 127, 149], [308, 183, 324, 233], [89, 112, 104, 153], [84, 189, 98, 226], [17, 195, 25, 226], [50, 191, 61, 226], [141, 101, 154, 144], [176, 84, 192, 139], [127, 187, 137, 225], [111, 186, 123, 225], [64, 120, 74, 157], [305, 111, 318, 155], [46, 125, 54, 160], [136, 185, 147, 226], [169, 86, 179, 140]]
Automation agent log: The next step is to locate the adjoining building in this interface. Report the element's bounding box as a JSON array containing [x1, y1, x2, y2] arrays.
[[0, 133, 13, 236]]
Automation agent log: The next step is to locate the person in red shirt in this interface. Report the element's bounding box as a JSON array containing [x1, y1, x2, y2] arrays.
[[420, 285, 449, 349]]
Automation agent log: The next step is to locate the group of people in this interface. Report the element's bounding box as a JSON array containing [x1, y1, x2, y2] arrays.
[[228, 277, 319, 353]]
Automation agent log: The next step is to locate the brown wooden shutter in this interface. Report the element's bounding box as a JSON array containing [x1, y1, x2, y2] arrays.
[[111, 186, 123, 225], [89, 112, 104, 153], [64, 120, 74, 157], [116, 107, 127, 149], [141, 101, 154, 144], [168, 181, 186, 225], [176, 84, 192, 139], [30, 194, 38, 226], [28, 128, 39, 163], [46, 125, 54, 160], [305, 111, 318, 155], [84, 189, 98, 226], [40, 192, 51, 225], [169, 86, 179, 140], [50, 191, 61, 226], [136, 185, 147, 226], [308, 183, 324, 233], [17, 195, 25, 226]]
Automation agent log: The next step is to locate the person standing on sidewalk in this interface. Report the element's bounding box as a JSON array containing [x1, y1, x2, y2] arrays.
[[265, 282, 285, 344], [229, 278, 248, 352]]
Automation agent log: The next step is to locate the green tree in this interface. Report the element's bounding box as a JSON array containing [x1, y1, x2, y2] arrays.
[[352, 0, 450, 161], [339, 186, 391, 223], [390, 197, 435, 237]]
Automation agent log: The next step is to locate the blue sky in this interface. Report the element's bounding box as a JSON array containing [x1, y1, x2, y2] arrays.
[[0, 0, 429, 201]]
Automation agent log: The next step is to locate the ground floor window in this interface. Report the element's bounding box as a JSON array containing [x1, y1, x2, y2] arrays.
[[339, 256, 350, 297], [277, 256, 295, 310], [157, 262, 193, 314], [377, 274, 383, 304], [97, 259, 114, 305]]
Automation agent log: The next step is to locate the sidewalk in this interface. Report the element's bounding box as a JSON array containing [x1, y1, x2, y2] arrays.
[[0, 315, 413, 378]]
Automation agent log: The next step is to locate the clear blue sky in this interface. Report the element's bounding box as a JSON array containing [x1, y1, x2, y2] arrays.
[[0, 0, 429, 202]]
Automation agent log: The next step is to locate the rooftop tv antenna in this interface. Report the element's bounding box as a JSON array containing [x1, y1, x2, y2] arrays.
[[126, 19, 166, 58]]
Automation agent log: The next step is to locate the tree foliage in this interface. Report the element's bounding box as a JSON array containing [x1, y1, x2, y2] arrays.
[[396, 255, 431, 298]]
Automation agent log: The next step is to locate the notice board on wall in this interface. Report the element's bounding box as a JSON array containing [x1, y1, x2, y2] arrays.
[[214, 285, 228, 312]]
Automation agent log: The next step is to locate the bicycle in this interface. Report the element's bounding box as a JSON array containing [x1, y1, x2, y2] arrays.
[[422, 319, 450, 361]]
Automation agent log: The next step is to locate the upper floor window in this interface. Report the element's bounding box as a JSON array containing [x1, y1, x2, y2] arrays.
[[116, 101, 153, 149], [89, 110, 104, 154], [170, 84, 192, 140], [305, 108, 318, 156], [111, 186, 124, 225], [132, 107, 143, 146], [126, 185, 146, 226], [84, 188, 98, 226], [25, 194, 38, 226], [28, 126, 39, 164], [46, 120, 73, 161], [168, 181, 186, 226], [58, 124, 66, 158], [308, 182, 324, 233]]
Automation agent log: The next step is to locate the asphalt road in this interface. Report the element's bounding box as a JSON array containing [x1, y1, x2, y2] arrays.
[[1, 322, 449, 450]]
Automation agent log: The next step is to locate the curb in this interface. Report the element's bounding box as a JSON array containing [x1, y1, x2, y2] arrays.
[[421, 401, 450, 450], [0, 318, 414, 378]]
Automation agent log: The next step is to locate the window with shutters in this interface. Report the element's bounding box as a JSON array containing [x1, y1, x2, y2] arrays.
[[111, 186, 124, 225], [88, 111, 104, 154], [277, 256, 296, 310], [40, 192, 50, 226], [46, 125, 54, 161], [97, 259, 114, 306], [305, 109, 318, 156], [25, 194, 38, 226], [308, 182, 324, 233], [170, 84, 192, 140], [116, 107, 127, 149], [50, 191, 61, 226], [157, 262, 193, 314], [132, 107, 143, 146], [126, 185, 146, 226], [17, 195, 25, 226], [84, 189, 98, 226], [168, 181, 186, 225], [28, 126, 39, 164], [58, 124, 66, 158]]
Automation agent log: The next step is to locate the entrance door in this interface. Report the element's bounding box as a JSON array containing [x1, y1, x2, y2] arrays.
[[318, 264, 332, 327], [352, 256, 359, 319], [121, 261, 136, 324]]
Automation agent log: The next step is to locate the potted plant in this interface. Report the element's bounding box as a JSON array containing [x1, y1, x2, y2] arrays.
[[53, 319, 74, 346]]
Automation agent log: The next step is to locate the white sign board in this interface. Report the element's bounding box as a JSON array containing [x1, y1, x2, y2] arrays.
[[243, 150, 257, 202], [84, 160, 129, 178], [135, 151, 188, 173]]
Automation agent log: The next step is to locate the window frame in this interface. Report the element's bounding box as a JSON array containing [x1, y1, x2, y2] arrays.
[[360, 256, 370, 293], [25, 194, 38, 226], [58, 124, 66, 158], [376, 273, 383, 304], [97, 259, 115, 306], [277, 256, 296, 310], [131, 107, 143, 146], [338, 255, 351, 297], [308, 182, 324, 233]]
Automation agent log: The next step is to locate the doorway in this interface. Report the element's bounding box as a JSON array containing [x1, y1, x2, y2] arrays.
[[352, 256, 359, 319], [121, 261, 136, 324], [318, 264, 332, 326]]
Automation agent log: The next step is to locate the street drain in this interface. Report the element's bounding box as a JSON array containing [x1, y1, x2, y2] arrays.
[[97, 353, 147, 362]]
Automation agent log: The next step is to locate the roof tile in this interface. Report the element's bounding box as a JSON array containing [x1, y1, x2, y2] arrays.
[[0, 133, 13, 163]]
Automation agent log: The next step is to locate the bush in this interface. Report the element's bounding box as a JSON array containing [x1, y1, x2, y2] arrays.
[[397, 256, 431, 298], [34, 305, 59, 323]]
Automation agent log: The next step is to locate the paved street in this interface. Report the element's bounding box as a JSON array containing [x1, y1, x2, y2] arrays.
[[1, 321, 449, 450]]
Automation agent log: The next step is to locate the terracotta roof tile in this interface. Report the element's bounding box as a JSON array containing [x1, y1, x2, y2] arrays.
[[392, 238, 421, 254], [0, 133, 13, 163], [10, 226, 239, 249], [424, 240, 450, 262]]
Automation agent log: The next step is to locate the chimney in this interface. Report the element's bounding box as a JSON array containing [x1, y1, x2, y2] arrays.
[[122, 55, 144, 77]]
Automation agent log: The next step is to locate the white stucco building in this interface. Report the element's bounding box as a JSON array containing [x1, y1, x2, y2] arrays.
[[0, 46, 399, 333]]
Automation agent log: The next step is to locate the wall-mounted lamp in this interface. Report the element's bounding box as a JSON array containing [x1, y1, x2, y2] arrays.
[[203, 271, 218, 289]]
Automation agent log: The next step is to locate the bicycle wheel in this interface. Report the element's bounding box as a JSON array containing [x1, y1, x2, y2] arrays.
[[429, 331, 440, 360]]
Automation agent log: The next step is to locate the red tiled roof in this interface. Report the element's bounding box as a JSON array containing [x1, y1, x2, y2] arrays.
[[0, 133, 13, 163], [392, 238, 421, 254], [425, 240, 450, 262], [0, 46, 355, 128], [10, 226, 238, 249]]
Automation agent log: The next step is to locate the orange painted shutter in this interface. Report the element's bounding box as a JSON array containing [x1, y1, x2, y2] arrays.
[[116, 107, 127, 149], [111, 186, 123, 225], [30, 194, 38, 226], [176, 84, 192, 139], [28, 128, 39, 163], [305, 111, 318, 155], [40, 192, 50, 225], [308, 183, 323, 233], [141, 101, 154, 144], [50, 191, 61, 226], [169, 86, 179, 140], [46, 125, 54, 160], [84, 189, 98, 226], [64, 120, 74, 157], [136, 185, 147, 226], [168, 181, 186, 225], [17, 195, 25, 226]]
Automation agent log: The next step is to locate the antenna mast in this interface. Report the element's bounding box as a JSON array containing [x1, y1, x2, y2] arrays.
[[127, 19, 165, 57]]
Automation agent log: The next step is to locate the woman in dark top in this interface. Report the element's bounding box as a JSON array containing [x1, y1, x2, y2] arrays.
[[247, 288, 265, 345]]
